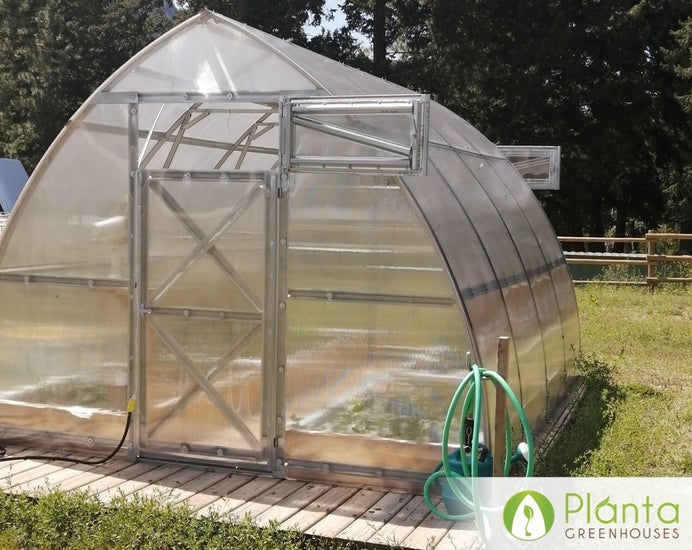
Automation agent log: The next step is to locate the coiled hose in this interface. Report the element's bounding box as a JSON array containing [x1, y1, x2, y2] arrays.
[[423, 363, 534, 521]]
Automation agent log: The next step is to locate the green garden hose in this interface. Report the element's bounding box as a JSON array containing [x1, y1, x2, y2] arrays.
[[423, 363, 534, 521]]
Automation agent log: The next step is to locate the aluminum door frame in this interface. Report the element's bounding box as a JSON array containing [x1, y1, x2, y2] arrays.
[[131, 169, 284, 472]]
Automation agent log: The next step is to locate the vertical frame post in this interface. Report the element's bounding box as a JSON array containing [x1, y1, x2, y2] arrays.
[[262, 172, 282, 472], [493, 336, 510, 477], [127, 97, 141, 459]]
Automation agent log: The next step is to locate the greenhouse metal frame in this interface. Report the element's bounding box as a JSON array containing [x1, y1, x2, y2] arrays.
[[0, 10, 579, 489]]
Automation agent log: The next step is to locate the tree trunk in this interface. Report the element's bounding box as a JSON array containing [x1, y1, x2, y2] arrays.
[[614, 202, 628, 253], [372, 0, 386, 76], [236, 0, 248, 21]]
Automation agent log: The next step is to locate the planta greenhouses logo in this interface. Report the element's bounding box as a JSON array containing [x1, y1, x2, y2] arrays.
[[503, 490, 555, 541]]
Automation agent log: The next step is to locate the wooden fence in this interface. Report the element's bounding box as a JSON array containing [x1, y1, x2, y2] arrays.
[[558, 232, 692, 287]]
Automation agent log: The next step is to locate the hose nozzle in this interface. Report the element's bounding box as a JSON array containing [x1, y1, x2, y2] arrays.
[[511, 441, 530, 464]]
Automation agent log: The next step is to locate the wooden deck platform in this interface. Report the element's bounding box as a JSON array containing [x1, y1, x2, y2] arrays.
[[0, 446, 481, 549]]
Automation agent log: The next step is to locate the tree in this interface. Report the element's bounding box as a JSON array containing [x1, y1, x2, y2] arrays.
[[175, 0, 326, 45], [395, 0, 692, 239], [663, 16, 692, 244], [337, 0, 430, 78], [0, 1, 174, 173]]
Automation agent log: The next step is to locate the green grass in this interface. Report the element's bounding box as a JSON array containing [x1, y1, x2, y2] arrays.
[[535, 284, 692, 476], [0, 490, 363, 550]]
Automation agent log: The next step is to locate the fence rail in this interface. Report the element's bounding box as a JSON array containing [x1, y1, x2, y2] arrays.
[[559, 232, 692, 287]]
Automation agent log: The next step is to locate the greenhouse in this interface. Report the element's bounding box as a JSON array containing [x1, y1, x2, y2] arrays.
[[0, 10, 579, 489]]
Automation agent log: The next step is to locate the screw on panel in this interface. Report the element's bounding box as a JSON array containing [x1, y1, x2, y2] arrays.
[[180, 443, 190, 453]]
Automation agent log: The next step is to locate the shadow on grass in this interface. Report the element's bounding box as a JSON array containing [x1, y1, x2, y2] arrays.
[[534, 353, 624, 476]]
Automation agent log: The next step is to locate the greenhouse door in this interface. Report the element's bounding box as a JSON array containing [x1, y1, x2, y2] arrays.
[[134, 170, 282, 471]]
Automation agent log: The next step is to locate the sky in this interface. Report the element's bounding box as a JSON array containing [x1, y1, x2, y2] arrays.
[[305, 0, 346, 38]]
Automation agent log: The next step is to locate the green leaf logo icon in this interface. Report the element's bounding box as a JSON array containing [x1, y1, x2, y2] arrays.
[[503, 491, 555, 542], [523, 504, 534, 536]]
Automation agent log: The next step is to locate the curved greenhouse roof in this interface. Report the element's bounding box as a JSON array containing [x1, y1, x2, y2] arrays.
[[0, 10, 578, 487]]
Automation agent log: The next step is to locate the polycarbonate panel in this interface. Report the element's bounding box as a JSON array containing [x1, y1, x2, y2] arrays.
[[0, 104, 130, 278], [285, 170, 471, 474], [458, 155, 547, 420], [288, 173, 454, 300], [0, 281, 129, 440], [284, 299, 468, 472], [106, 12, 319, 95], [142, 315, 263, 452], [136, 102, 280, 172], [488, 157, 577, 390], [144, 173, 265, 312], [427, 102, 501, 157]]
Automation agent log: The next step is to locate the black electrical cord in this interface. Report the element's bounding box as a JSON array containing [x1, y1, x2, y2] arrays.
[[0, 398, 135, 466]]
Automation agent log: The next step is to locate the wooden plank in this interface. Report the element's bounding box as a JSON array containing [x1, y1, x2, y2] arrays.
[[47, 458, 138, 492], [14, 458, 107, 494], [195, 475, 281, 518], [400, 510, 457, 550], [279, 485, 359, 532], [337, 490, 413, 543], [2, 455, 79, 491], [307, 487, 387, 539], [129, 466, 210, 503], [0, 446, 30, 463], [434, 522, 481, 550], [0, 447, 57, 473], [367, 494, 434, 547], [163, 469, 236, 506], [0, 447, 482, 550], [184, 473, 258, 512], [228, 479, 306, 521], [493, 336, 510, 477], [254, 482, 332, 527], [96, 464, 189, 503], [0, 448, 55, 488], [76, 461, 169, 496]]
